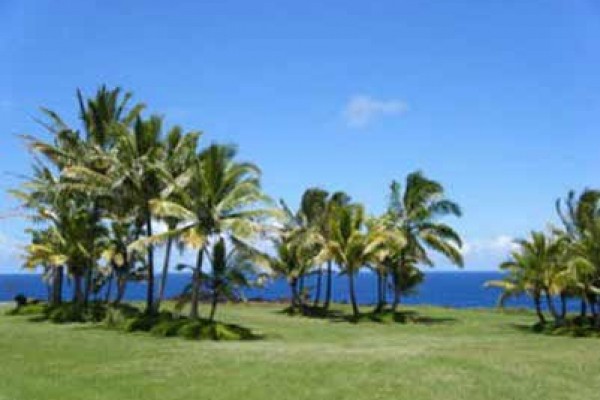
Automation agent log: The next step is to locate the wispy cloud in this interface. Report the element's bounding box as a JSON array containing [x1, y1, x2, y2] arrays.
[[461, 235, 518, 257], [0, 231, 24, 272], [342, 95, 408, 128]]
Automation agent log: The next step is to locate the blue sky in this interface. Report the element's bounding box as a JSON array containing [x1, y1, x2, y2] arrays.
[[1, 0, 600, 272]]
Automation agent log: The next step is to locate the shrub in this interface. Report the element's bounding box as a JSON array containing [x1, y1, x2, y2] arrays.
[[103, 304, 141, 328], [177, 321, 203, 339], [150, 318, 187, 337]]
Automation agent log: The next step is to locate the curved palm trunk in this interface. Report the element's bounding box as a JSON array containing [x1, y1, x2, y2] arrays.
[[544, 289, 561, 324], [348, 271, 359, 318], [155, 237, 173, 312], [560, 292, 567, 320], [189, 249, 204, 320], [533, 292, 546, 324], [313, 266, 323, 307], [323, 261, 333, 310], [145, 216, 155, 314]]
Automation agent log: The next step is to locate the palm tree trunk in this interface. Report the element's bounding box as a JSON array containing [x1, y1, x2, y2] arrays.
[[104, 268, 114, 304], [313, 265, 323, 307], [115, 275, 127, 305], [52, 266, 63, 305], [145, 215, 155, 314], [580, 298, 587, 319], [533, 292, 546, 324], [391, 269, 401, 312], [189, 249, 204, 320], [348, 271, 359, 318], [73, 273, 84, 304], [298, 274, 305, 306], [560, 292, 567, 320], [374, 269, 383, 313], [323, 261, 333, 310], [83, 265, 93, 306], [209, 284, 219, 322], [155, 237, 173, 312], [289, 278, 299, 311], [544, 289, 561, 324]]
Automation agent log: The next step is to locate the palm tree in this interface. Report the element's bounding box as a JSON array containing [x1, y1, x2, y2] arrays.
[[140, 144, 274, 320], [298, 188, 329, 307], [154, 127, 201, 311], [556, 189, 600, 321], [325, 203, 403, 318], [486, 231, 568, 325], [11, 165, 99, 305], [205, 237, 267, 321], [22, 86, 144, 306], [322, 191, 352, 311], [385, 172, 463, 312]]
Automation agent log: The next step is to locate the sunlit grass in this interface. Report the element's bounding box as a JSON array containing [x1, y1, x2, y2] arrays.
[[1, 303, 599, 400]]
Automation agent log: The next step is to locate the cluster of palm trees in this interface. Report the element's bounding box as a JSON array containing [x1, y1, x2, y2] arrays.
[[12, 85, 464, 323], [486, 190, 600, 327], [260, 172, 463, 319]]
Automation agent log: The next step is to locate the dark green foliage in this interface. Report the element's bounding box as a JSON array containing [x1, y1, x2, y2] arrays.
[[123, 315, 157, 332], [175, 319, 256, 340], [150, 318, 188, 337], [103, 304, 142, 328], [177, 321, 203, 339], [529, 318, 600, 338], [45, 304, 86, 323]]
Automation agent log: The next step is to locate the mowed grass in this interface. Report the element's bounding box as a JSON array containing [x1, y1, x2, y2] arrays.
[[1, 303, 600, 400]]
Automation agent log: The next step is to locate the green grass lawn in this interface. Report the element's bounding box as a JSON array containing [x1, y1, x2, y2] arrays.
[[1, 303, 599, 400]]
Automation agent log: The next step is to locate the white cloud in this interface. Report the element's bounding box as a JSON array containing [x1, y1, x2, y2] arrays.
[[0, 231, 24, 272], [461, 235, 518, 256], [342, 95, 408, 128]]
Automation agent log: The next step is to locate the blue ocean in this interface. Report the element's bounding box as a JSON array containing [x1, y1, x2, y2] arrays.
[[0, 271, 567, 310]]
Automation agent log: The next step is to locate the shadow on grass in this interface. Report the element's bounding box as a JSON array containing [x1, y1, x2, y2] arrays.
[[509, 318, 600, 338], [277, 305, 457, 326], [10, 302, 265, 342]]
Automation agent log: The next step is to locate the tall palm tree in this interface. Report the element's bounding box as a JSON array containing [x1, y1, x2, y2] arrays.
[[322, 191, 352, 311], [298, 188, 329, 307], [153, 127, 201, 311], [139, 144, 274, 320], [22, 86, 144, 306], [385, 172, 463, 311]]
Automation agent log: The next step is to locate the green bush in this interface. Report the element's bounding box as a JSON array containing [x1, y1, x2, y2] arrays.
[[103, 304, 141, 328], [175, 319, 256, 341], [123, 315, 158, 332], [177, 321, 204, 339], [150, 318, 187, 337], [46, 304, 86, 323]]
